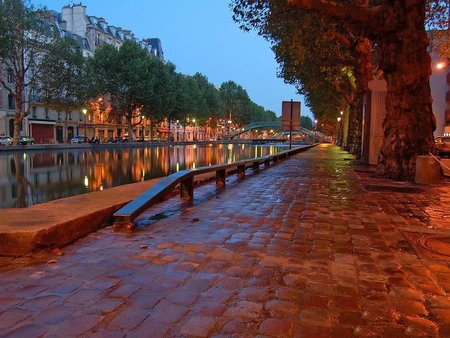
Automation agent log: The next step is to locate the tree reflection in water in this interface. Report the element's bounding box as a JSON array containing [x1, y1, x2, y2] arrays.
[[0, 143, 287, 208]]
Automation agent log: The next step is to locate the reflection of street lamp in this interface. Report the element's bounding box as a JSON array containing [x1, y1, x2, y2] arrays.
[[82, 108, 87, 142]]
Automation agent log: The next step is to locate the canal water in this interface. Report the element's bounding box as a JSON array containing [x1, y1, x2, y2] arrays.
[[0, 143, 289, 208]]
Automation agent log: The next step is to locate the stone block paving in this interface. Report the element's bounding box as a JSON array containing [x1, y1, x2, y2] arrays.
[[1, 144, 450, 337]]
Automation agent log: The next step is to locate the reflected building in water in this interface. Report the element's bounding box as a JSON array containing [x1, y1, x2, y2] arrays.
[[0, 144, 286, 208]]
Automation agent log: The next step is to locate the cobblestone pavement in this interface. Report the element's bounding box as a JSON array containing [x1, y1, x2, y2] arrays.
[[1, 143, 450, 337]]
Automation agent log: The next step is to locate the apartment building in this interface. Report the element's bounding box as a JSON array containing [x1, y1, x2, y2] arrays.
[[0, 3, 163, 143], [430, 51, 450, 137]]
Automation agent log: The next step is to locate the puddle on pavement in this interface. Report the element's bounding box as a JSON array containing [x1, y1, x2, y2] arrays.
[[135, 212, 170, 229], [404, 232, 450, 262], [417, 235, 450, 258]]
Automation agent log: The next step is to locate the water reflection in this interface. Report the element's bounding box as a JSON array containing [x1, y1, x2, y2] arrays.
[[0, 143, 287, 208]]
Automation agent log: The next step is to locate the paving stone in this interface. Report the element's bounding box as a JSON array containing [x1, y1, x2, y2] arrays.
[[145, 301, 190, 324], [4, 324, 48, 338], [20, 295, 60, 310], [0, 297, 24, 311], [65, 289, 105, 306], [108, 283, 141, 298], [0, 308, 34, 329], [48, 313, 103, 336], [258, 318, 293, 336], [224, 301, 264, 321], [220, 319, 249, 335], [179, 316, 217, 337], [108, 307, 149, 330], [265, 299, 300, 317], [30, 304, 77, 325], [1, 144, 450, 336]]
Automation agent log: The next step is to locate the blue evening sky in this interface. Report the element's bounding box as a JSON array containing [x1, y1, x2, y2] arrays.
[[34, 0, 313, 119]]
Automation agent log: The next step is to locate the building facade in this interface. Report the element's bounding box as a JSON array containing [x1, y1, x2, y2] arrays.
[[430, 51, 450, 137], [0, 3, 164, 143]]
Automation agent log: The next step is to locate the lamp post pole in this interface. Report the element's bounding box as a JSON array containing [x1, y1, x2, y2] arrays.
[[82, 109, 87, 142], [193, 118, 197, 141]]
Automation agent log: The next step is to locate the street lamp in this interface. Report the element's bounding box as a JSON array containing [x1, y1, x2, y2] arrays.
[[192, 118, 197, 141], [437, 62, 447, 70], [82, 108, 87, 142]]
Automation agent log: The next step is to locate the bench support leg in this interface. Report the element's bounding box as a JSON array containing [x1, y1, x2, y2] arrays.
[[216, 169, 226, 187], [180, 176, 194, 200], [237, 164, 245, 179], [252, 161, 259, 172]]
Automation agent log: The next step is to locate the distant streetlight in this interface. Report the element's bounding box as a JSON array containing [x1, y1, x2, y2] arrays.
[[437, 62, 447, 70], [82, 108, 87, 142]]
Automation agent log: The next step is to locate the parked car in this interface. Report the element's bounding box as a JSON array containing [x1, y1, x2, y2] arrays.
[[18, 135, 34, 145], [436, 136, 450, 157], [70, 135, 85, 144], [0, 136, 12, 146]]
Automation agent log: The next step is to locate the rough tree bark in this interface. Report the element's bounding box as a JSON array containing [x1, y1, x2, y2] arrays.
[[376, 1, 435, 180], [349, 36, 372, 157]]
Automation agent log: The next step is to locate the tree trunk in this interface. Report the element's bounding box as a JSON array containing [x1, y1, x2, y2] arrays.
[[375, 0, 435, 181], [349, 36, 372, 158]]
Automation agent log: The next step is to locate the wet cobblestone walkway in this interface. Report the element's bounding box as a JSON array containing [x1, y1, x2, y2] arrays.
[[1, 144, 450, 337]]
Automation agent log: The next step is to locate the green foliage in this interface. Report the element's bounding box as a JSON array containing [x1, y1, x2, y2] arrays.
[[301, 115, 313, 129], [192, 73, 223, 122], [231, 0, 356, 123], [0, 0, 53, 143], [40, 36, 89, 116], [88, 40, 177, 136], [219, 80, 252, 125], [427, 1, 450, 60]]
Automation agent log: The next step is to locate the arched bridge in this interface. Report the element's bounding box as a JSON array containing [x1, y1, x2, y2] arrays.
[[224, 121, 316, 139]]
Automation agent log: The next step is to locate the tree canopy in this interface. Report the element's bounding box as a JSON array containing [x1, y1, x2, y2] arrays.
[[0, 0, 52, 144], [232, 0, 449, 181], [40, 36, 90, 136]]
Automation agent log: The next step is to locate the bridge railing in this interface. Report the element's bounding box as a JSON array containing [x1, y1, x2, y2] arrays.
[[113, 144, 314, 229], [223, 121, 316, 139]]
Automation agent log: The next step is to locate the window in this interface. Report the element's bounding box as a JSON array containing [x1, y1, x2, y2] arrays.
[[30, 87, 36, 101], [69, 112, 72, 121], [57, 112, 61, 120], [32, 107, 37, 118], [8, 94, 14, 109], [7, 68, 13, 84], [45, 108, 49, 119]]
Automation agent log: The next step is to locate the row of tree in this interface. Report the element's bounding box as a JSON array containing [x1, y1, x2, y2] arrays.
[[0, 0, 278, 145], [231, 0, 449, 181]]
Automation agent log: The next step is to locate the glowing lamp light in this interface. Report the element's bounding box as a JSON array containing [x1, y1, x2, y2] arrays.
[[337, 117, 342, 122], [437, 62, 446, 70]]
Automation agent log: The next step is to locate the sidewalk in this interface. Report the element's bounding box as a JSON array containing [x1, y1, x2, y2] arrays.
[[1, 143, 450, 337]]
